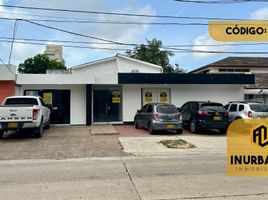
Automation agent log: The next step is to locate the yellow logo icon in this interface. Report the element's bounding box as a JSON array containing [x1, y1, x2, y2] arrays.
[[252, 125, 268, 148], [209, 21, 268, 42]]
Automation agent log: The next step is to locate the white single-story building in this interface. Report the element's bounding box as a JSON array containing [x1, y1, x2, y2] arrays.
[[12, 54, 254, 125]]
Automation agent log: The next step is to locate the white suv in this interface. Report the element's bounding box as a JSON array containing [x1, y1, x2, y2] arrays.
[[224, 101, 268, 121]]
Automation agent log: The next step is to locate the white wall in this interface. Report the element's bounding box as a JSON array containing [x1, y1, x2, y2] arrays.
[[170, 84, 244, 107], [122, 85, 142, 122], [17, 73, 94, 85], [73, 59, 118, 84], [0, 65, 16, 80], [117, 56, 162, 73], [122, 84, 244, 122], [17, 85, 86, 125]]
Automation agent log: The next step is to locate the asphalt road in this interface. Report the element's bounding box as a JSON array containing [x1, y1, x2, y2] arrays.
[[0, 154, 267, 200]]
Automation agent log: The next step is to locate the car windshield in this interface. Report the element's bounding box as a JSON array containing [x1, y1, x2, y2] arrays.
[[249, 104, 268, 112], [201, 103, 225, 112], [4, 98, 38, 106], [157, 105, 178, 114]]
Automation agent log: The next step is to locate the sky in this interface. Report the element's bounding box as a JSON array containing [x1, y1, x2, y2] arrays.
[[0, 0, 268, 72]]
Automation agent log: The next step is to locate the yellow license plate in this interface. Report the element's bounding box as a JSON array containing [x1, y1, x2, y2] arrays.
[[213, 116, 221, 121], [8, 122, 18, 128], [167, 124, 174, 128]]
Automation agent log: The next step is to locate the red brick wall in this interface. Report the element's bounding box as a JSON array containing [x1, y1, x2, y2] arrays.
[[0, 81, 15, 104]]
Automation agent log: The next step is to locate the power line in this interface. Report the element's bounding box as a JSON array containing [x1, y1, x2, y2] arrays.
[[0, 17, 210, 25], [0, 36, 267, 48], [3, 16, 268, 27], [174, 0, 268, 3], [0, 39, 130, 51], [5, 19, 18, 76], [0, 4, 264, 21], [22, 19, 136, 46], [0, 36, 115, 45], [1, 38, 268, 55]]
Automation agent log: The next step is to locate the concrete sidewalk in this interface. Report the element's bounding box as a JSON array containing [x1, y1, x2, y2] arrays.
[[119, 135, 226, 155]]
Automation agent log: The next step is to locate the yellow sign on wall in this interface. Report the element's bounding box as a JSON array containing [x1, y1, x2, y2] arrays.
[[43, 93, 53, 105]]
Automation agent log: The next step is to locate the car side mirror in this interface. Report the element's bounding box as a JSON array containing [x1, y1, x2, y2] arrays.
[[177, 107, 183, 112], [137, 109, 141, 113]]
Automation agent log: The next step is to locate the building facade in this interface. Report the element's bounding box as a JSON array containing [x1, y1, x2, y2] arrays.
[[12, 55, 254, 125], [44, 45, 64, 63], [190, 57, 268, 104], [0, 65, 16, 104]]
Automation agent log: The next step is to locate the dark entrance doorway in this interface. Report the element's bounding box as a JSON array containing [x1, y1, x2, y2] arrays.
[[24, 89, 70, 124], [93, 86, 122, 122]]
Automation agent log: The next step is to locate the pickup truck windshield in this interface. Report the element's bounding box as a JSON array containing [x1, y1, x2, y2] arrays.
[[4, 98, 38, 106]]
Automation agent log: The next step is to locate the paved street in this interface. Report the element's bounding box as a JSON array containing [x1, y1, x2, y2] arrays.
[[0, 154, 267, 200], [0, 126, 264, 200]]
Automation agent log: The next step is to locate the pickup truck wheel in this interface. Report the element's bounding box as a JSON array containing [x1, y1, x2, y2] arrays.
[[33, 119, 43, 138], [44, 116, 51, 129], [0, 130, 4, 138]]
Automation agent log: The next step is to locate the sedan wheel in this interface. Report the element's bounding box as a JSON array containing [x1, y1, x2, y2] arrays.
[[134, 119, 139, 129], [148, 123, 154, 134]]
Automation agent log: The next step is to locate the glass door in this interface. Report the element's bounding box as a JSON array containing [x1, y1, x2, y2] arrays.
[[93, 86, 122, 122]]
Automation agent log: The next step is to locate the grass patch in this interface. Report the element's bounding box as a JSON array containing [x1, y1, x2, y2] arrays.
[[158, 139, 196, 149]]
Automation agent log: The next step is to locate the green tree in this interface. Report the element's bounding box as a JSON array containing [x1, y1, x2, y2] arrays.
[[18, 54, 66, 74], [126, 38, 186, 73]]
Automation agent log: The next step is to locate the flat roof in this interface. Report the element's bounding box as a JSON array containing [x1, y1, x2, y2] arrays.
[[118, 73, 255, 84]]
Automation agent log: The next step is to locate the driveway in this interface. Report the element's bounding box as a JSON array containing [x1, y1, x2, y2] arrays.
[[0, 126, 127, 160]]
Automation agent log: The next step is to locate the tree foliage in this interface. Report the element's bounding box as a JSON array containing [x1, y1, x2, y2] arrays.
[[18, 54, 66, 74], [126, 38, 186, 73]]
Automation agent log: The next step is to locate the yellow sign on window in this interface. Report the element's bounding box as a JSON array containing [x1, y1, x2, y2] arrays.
[[160, 92, 168, 103], [43, 93, 53, 105], [144, 92, 153, 103], [112, 91, 121, 103]]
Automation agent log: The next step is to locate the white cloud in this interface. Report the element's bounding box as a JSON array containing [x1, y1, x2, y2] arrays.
[[0, 42, 43, 65], [191, 34, 230, 58], [250, 7, 268, 20], [1, 0, 155, 66], [89, 5, 155, 49]]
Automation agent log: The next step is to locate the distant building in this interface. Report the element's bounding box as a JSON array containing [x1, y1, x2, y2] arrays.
[[191, 57, 268, 104], [0, 64, 16, 104], [44, 45, 64, 63]]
